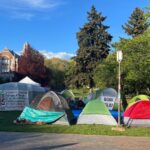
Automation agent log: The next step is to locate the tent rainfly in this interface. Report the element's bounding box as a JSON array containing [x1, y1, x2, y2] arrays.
[[127, 95, 149, 108], [124, 101, 150, 127]]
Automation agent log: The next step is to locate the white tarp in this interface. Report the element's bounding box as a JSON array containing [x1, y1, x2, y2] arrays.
[[0, 90, 28, 111]]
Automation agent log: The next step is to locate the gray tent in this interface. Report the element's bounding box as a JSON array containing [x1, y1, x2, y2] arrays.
[[97, 88, 118, 110], [31, 91, 75, 125], [83, 88, 118, 110]]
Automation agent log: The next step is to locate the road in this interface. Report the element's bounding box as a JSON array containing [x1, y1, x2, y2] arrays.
[[0, 132, 150, 150]]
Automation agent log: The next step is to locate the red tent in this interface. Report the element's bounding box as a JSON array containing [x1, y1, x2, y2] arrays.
[[124, 101, 150, 127]]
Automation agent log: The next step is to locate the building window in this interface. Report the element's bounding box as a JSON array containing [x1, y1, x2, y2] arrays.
[[0, 57, 10, 73]]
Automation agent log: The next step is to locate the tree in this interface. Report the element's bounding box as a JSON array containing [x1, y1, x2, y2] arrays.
[[94, 30, 150, 108], [64, 60, 76, 88], [45, 58, 69, 90], [113, 30, 150, 95], [94, 53, 118, 89], [94, 52, 128, 109], [74, 6, 112, 88], [18, 43, 47, 85], [145, 0, 150, 23], [122, 7, 149, 37]]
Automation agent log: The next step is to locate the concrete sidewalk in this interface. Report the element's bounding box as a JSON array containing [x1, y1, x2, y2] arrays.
[[0, 132, 150, 150]]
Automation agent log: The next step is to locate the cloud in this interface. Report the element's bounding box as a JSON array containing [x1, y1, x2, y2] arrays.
[[16, 49, 74, 60], [21, 0, 58, 9], [41, 51, 75, 60], [0, 0, 62, 20], [11, 12, 35, 20]]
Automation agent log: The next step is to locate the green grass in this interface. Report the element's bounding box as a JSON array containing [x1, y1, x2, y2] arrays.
[[0, 111, 150, 136]]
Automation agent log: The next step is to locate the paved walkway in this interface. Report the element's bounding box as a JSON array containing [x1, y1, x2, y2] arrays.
[[0, 132, 150, 150]]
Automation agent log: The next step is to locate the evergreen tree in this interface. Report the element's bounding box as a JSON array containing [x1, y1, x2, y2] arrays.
[[122, 7, 149, 37], [74, 6, 112, 88]]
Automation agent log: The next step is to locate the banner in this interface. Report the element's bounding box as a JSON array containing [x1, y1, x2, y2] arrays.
[[0, 90, 28, 111], [100, 96, 116, 110]]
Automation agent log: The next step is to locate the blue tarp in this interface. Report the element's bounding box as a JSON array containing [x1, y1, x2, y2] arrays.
[[110, 110, 123, 119], [18, 106, 65, 123], [72, 109, 123, 119]]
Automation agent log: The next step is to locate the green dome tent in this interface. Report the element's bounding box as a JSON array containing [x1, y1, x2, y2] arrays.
[[124, 101, 150, 127], [60, 90, 75, 100], [94, 89, 103, 99], [82, 92, 95, 104], [127, 95, 149, 108], [77, 99, 117, 125], [83, 89, 102, 103]]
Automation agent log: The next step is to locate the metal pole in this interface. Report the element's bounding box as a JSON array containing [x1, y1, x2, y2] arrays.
[[118, 61, 121, 126]]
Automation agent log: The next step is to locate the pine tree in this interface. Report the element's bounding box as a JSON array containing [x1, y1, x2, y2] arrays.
[[122, 7, 149, 37], [74, 6, 112, 88]]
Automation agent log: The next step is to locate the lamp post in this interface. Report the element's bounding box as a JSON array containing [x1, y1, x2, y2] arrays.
[[117, 50, 123, 126]]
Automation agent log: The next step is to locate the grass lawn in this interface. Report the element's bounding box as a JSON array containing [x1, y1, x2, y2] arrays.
[[0, 111, 150, 137]]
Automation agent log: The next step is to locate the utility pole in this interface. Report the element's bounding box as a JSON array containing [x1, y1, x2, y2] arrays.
[[117, 50, 123, 126]]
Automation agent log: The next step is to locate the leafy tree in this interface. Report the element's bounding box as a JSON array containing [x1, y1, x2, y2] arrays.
[[94, 53, 118, 89], [74, 6, 112, 88], [94, 30, 150, 108], [64, 60, 76, 88], [45, 58, 69, 90], [145, 0, 150, 24], [94, 52, 128, 109], [113, 30, 150, 95], [18, 43, 47, 85], [122, 7, 149, 37]]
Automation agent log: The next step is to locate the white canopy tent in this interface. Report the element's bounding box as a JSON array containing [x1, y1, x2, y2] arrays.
[[19, 76, 40, 86], [0, 82, 46, 111]]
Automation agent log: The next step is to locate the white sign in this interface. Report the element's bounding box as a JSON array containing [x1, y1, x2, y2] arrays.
[[100, 96, 116, 110], [0, 90, 28, 111]]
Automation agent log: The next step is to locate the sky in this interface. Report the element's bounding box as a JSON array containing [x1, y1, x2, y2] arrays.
[[0, 0, 149, 60]]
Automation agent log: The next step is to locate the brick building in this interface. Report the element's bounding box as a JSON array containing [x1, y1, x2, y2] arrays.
[[0, 48, 19, 80]]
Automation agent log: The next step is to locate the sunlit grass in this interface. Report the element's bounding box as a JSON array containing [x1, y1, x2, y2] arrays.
[[0, 111, 150, 136]]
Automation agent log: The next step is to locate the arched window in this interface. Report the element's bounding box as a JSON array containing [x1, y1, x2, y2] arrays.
[[0, 57, 10, 73]]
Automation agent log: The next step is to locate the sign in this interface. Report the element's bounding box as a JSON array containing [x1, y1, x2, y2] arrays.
[[100, 96, 116, 110], [0, 90, 28, 111]]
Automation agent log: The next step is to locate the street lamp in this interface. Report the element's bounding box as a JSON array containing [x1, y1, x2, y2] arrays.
[[117, 50, 123, 126]]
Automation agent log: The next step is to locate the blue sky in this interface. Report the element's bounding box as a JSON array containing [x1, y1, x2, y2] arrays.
[[0, 0, 149, 59]]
